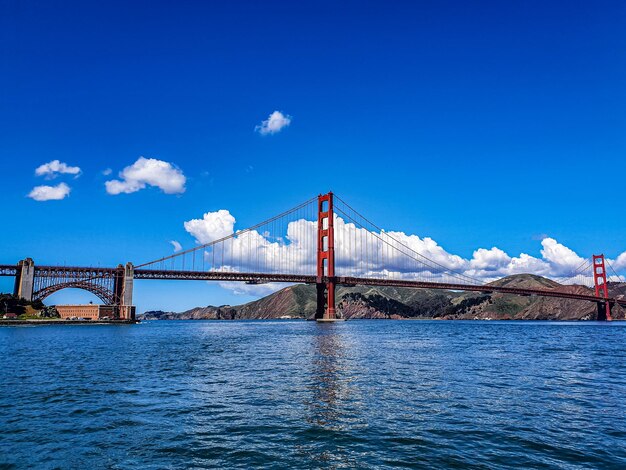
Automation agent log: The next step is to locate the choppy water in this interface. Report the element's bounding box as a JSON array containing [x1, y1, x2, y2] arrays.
[[1, 320, 625, 469]]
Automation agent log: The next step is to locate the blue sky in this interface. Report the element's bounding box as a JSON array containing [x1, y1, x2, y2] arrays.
[[1, 1, 625, 312]]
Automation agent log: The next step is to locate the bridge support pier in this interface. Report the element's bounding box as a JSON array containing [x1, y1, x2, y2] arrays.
[[122, 262, 134, 306], [316, 192, 338, 321], [120, 262, 135, 320], [113, 262, 135, 320], [14, 258, 35, 301], [596, 301, 612, 321]]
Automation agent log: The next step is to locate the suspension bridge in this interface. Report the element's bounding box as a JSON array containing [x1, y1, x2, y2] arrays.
[[1, 192, 624, 321]]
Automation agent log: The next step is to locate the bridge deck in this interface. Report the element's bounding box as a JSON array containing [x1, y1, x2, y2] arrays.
[[1, 265, 624, 307]]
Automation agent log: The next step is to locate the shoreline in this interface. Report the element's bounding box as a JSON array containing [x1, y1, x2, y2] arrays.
[[138, 317, 623, 322], [0, 319, 139, 326]]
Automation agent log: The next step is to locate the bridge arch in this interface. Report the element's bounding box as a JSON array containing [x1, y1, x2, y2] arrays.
[[33, 281, 115, 305]]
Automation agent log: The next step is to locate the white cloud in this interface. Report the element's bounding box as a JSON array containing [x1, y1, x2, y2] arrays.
[[612, 252, 626, 271], [178, 207, 626, 297], [105, 157, 186, 195], [255, 110, 292, 135], [540, 238, 587, 276], [102, 168, 112, 176], [170, 240, 182, 253], [35, 160, 81, 179], [184, 210, 236, 244], [469, 247, 512, 271], [27, 182, 71, 201]]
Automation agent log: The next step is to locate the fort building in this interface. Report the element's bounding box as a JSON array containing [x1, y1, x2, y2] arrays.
[[55, 304, 134, 320]]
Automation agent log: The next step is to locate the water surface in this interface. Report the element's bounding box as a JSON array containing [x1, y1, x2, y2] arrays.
[[1, 320, 625, 468]]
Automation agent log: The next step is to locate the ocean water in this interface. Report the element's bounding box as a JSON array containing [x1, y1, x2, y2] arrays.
[[0, 320, 625, 469]]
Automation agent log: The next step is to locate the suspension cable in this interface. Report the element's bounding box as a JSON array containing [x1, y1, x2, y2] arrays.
[[605, 258, 623, 283], [557, 257, 592, 285], [333, 203, 481, 285], [136, 196, 317, 268]]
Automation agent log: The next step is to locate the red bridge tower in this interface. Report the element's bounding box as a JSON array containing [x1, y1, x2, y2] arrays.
[[316, 192, 337, 321], [593, 254, 612, 321]]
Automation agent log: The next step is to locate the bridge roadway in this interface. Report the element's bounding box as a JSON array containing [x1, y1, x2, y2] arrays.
[[1, 264, 624, 308]]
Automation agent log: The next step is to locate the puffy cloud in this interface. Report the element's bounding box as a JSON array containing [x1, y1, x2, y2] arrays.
[[540, 238, 587, 276], [184, 210, 236, 244], [27, 182, 71, 201], [469, 247, 512, 271], [177, 208, 625, 296], [182, 215, 317, 276], [105, 157, 186, 195], [170, 240, 182, 253], [504, 253, 551, 276], [612, 252, 626, 271], [35, 160, 81, 179], [255, 111, 291, 135]]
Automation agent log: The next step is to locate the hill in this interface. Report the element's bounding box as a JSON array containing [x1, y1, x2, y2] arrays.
[[443, 275, 613, 320], [139, 274, 626, 321]]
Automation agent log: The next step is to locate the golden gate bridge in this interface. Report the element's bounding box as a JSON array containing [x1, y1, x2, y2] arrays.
[[1, 193, 624, 321]]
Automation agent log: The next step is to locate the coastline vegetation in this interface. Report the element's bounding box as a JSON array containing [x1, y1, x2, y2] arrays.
[[0, 293, 59, 319]]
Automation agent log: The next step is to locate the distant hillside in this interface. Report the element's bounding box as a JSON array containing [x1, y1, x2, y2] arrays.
[[138, 274, 626, 321], [140, 284, 458, 320], [444, 275, 612, 321]]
